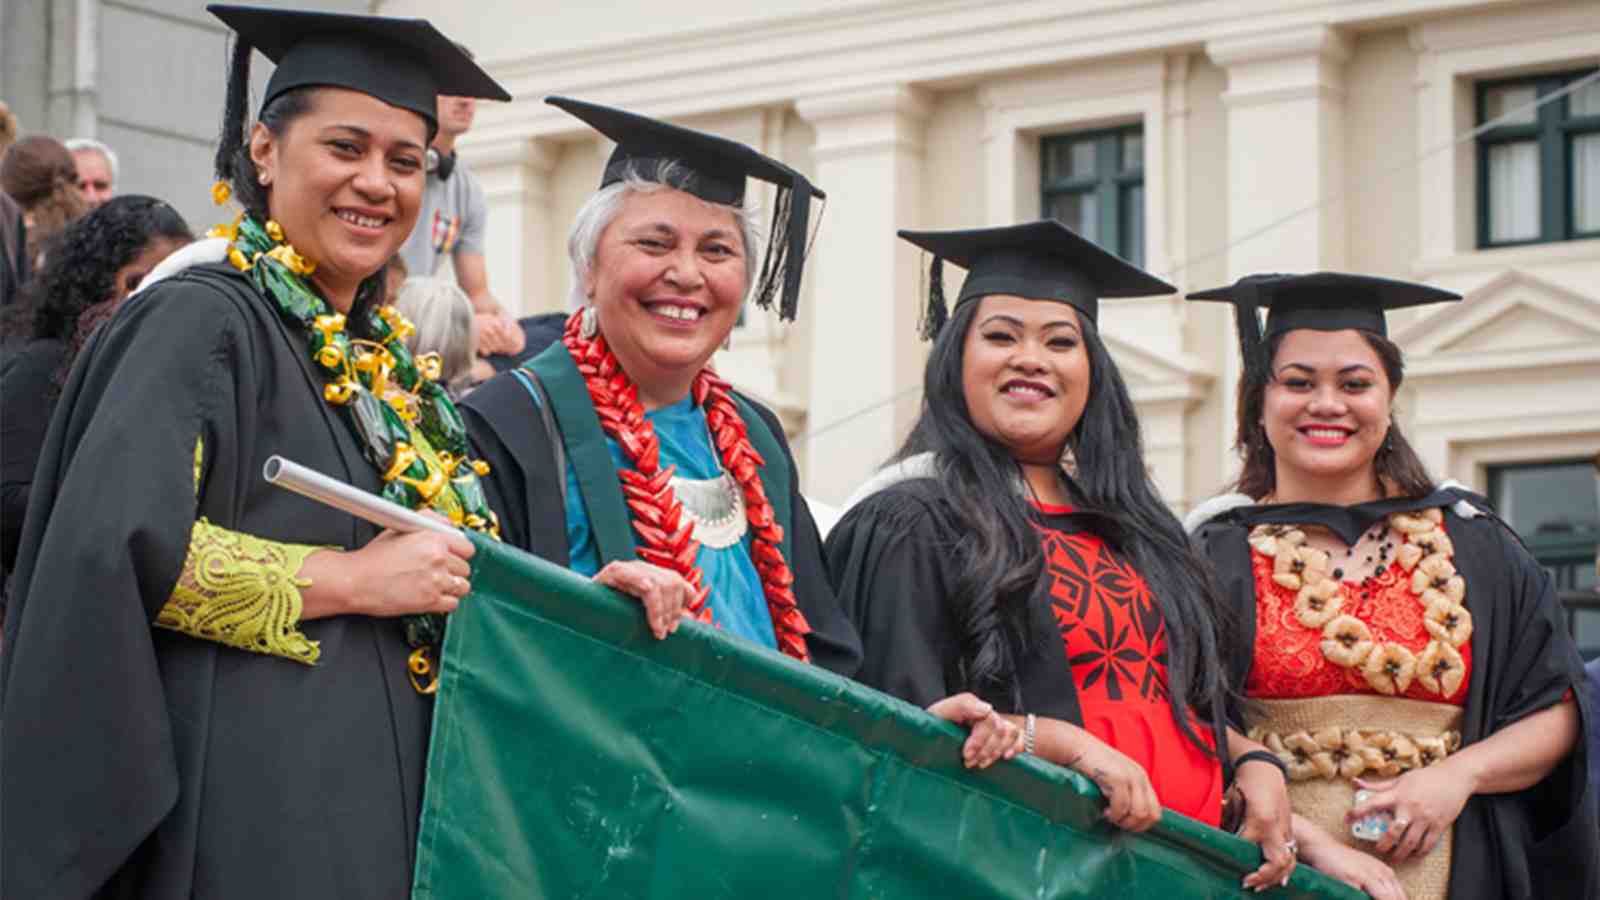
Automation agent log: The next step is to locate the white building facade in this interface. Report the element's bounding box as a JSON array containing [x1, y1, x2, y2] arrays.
[[372, 0, 1598, 593], [8, 0, 1596, 599]]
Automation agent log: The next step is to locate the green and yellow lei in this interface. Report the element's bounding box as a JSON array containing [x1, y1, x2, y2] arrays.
[[210, 197, 496, 691]]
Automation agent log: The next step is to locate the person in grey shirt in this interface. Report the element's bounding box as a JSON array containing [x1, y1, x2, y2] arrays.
[[398, 78, 524, 356]]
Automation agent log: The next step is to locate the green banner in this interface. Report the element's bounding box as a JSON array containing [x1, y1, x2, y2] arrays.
[[414, 534, 1362, 899]]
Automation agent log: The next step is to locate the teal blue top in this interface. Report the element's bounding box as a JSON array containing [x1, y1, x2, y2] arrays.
[[558, 395, 777, 650]]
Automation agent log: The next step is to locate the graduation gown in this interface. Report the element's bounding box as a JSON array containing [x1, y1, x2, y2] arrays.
[[459, 344, 861, 677], [1192, 488, 1599, 900], [1, 262, 431, 900], [1, 337, 65, 576]]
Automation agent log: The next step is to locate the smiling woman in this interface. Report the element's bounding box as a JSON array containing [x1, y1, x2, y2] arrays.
[[1187, 273, 1598, 900], [461, 97, 865, 674], [0, 7, 512, 899], [826, 219, 1303, 892]]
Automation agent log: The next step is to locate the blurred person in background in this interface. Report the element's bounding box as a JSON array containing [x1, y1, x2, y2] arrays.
[[392, 275, 479, 398], [384, 251, 408, 304], [1, 195, 192, 581], [396, 49, 524, 360], [64, 138, 119, 209], [1, 135, 88, 268], [0, 102, 27, 308]]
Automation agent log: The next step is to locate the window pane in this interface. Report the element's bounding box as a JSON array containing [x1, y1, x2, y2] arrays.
[[1121, 132, 1143, 173], [1487, 141, 1541, 242], [1121, 183, 1144, 265], [1483, 84, 1538, 125], [1571, 75, 1600, 117], [1577, 134, 1600, 233], [1049, 191, 1098, 242], [1046, 138, 1097, 182]]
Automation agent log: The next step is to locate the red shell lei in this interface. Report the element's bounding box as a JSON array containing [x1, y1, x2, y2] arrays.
[[561, 311, 812, 661]]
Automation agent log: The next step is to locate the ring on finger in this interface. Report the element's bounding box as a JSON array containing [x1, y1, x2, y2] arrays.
[[1282, 838, 1298, 857]]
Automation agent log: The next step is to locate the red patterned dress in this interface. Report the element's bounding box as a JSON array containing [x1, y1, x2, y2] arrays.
[[1034, 501, 1225, 826]]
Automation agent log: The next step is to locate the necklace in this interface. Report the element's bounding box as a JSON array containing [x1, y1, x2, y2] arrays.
[[559, 310, 812, 661], [213, 209, 498, 691], [1249, 508, 1471, 698], [669, 470, 747, 549]]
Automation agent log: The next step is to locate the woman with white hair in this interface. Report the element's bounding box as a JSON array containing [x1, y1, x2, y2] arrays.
[[393, 275, 478, 397], [459, 97, 874, 680]]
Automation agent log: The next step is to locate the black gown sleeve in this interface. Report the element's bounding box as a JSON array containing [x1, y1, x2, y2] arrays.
[[1, 278, 251, 900], [825, 484, 963, 709], [1457, 513, 1599, 899], [0, 339, 64, 576], [1192, 518, 1258, 722]]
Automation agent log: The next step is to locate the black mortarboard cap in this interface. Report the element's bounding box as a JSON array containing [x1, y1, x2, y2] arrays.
[[897, 220, 1176, 340], [209, 4, 510, 132], [546, 95, 825, 321], [1187, 272, 1461, 382]]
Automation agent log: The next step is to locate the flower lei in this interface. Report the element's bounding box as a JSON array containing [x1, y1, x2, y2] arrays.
[[559, 310, 812, 661], [1249, 507, 1472, 698], [210, 203, 498, 691]]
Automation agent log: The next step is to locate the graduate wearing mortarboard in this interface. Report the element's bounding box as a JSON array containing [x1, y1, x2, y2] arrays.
[[1184, 273, 1598, 900], [1, 6, 510, 897], [824, 221, 1302, 891], [459, 98, 862, 674]]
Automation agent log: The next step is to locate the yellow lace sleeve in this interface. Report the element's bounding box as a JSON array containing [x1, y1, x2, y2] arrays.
[[153, 436, 322, 664], [155, 520, 323, 664]]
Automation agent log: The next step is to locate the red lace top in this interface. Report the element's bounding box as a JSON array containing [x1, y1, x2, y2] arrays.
[[1034, 501, 1225, 827], [1246, 539, 1473, 705]]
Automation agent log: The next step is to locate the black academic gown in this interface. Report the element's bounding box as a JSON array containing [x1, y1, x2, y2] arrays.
[[1193, 489, 1600, 900], [1, 337, 65, 577], [0, 263, 430, 900], [459, 355, 862, 678], [824, 477, 1087, 724]]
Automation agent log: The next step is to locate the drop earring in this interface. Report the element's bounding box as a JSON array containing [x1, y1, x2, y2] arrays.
[[1059, 443, 1079, 478], [579, 305, 599, 340]]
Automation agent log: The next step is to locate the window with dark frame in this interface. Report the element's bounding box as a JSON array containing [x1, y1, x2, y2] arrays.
[[1476, 68, 1600, 249], [1486, 459, 1600, 659], [1040, 125, 1144, 266]]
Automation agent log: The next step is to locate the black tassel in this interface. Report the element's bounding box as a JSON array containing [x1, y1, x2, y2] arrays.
[[214, 35, 254, 184], [1233, 277, 1269, 385], [754, 183, 791, 314], [919, 255, 948, 342], [780, 184, 813, 322]]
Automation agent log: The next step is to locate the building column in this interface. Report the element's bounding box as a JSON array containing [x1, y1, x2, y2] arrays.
[[468, 137, 559, 316], [1205, 26, 1351, 472], [46, 0, 97, 138], [793, 85, 929, 504]]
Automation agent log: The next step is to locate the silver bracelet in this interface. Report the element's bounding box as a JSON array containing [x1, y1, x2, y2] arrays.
[[1024, 713, 1037, 755]]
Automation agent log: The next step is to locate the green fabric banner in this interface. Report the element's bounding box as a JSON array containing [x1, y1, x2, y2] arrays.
[[414, 534, 1362, 899]]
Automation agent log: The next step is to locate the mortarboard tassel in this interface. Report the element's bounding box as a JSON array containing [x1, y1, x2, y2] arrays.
[[1233, 277, 1269, 385], [780, 180, 812, 322], [754, 183, 792, 315], [919, 255, 948, 342]]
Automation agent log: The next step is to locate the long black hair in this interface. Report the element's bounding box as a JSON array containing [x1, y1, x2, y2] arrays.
[[898, 298, 1234, 753], [1, 194, 192, 341], [1233, 329, 1435, 500]]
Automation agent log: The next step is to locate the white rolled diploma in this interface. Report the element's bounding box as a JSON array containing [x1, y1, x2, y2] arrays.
[[262, 455, 459, 537]]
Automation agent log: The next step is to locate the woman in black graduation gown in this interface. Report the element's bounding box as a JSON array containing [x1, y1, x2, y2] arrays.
[[826, 221, 1300, 891], [0, 194, 191, 580], [1185, 273, 1598, 900], [1, 7, 510, 898], [460, 98, 869, 677]]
